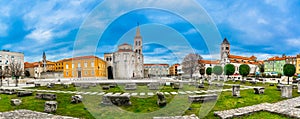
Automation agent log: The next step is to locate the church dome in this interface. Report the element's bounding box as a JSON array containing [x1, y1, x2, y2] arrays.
[[117, 43, 133, 52]]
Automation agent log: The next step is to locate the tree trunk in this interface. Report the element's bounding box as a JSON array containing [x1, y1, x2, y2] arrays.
[[0, 77, 2, 87], [15, 76, 18, 87]]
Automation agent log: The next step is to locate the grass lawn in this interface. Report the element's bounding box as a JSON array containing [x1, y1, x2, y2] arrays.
[[1, 81, 298, 119]]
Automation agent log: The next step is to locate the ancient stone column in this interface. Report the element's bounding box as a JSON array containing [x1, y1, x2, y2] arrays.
[[281, 85, 292, 98], [232, 85, 240, 97]]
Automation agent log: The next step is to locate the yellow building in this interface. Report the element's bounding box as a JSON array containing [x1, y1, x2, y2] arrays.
[[63, 56, 107, 78], [297, 54, 300, 75], [169, 63, 180, 76], [54, 59, 68, 72]]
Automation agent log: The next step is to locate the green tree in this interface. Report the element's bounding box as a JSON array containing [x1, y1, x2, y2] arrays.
[[283, 64, 296, 85], [199, 68, 205, 79], [213, 66, 223, 80], [224, 64, 235, 79], [239, 64, 250, 81], [206, 67, 212, 79], [259, 64, 265, 78]]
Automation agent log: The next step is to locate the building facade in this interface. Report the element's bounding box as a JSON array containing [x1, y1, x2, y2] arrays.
[[169, 64, 180, 76], [0, 50, 24, 76], [63, 56, 106, 78], [144, 64, 169, 78], [297, 54, 300, 75], [104, 24, 144, 79], [264, 55, 296, 75]]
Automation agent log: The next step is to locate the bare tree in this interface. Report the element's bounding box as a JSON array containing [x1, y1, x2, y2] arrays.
[[4, 66, 11, 86], [10, 60, 23, 87], [181, 53, 203, 79]]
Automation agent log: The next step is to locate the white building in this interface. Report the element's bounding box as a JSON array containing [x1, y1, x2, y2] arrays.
[[104, 24, 144, 79], [0, 50, 24, 77], [144, 64, 169, 78]]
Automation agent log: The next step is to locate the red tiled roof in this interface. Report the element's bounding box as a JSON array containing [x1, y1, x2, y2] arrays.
[[65, 56, 99, 61], [199, 60, 220, 64], [228, 55, 257, 61]]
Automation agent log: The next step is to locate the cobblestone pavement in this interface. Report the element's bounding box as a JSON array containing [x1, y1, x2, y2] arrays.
[[0, 109, 78, 119], [214, 96, 300, 118]]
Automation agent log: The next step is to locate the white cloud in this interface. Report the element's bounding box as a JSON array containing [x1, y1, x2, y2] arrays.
[[25, 29, 53, 43], [0, 22, 8, 36]]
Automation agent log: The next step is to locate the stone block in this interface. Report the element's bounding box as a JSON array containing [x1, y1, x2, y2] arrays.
[[36, 93, 56, 100], [102, 86, 110, 90], [254, 87, 265, 94], [232, 85, 240, 97], [157, 92, 167, 106], [172, 82, 183, 89], [46, 83, 55, 88], [148, 83, 159, 90], [281, 85, 292, 98], [34, 83, 41, 87], [188, 94, 218, 103], [101, 93, 131, 106], [196, 84, 205, 88], [125, 83, 136, 90], [17, 91, 33, 97], [11, 99, 22, 106], [277, 85, 283, 91], [71, 95, 82, 103], [2, 89, 16, 95], [44, 101, 57, 113]]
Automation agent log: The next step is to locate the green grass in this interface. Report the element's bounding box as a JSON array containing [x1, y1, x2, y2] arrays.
[[1, 81, 299, 119], [0, 93, 94, 119]]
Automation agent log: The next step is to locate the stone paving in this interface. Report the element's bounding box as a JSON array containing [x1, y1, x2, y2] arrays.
[[0, 109, 78, 119], [214, 96, 300, 118]]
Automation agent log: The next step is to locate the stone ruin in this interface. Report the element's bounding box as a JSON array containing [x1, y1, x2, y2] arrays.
[[17, 91, 33, 97], [0, 89, 16, 95], [196, 83, 205, 88], [281, 85, 292, 98], [253, 87, 265, 94], [156, 92, 167, 106], [125, 83, 137, 90], [71, 95, 83, 104], [188, 94, 218, 103], [148, 83, 160, 90], [277, 84, 283, 91], [36, 93, 57, 100], [62, 83, 69, 89], [232, 85, 241, 97], [11, 99, 22, 106], [46, 83, 55, 88], [44, 101, 57, 113], [34, 83, 41, 87], [171, 82, 183, 89], [101, 93, 131, 106], [102, 86, 110, 90]]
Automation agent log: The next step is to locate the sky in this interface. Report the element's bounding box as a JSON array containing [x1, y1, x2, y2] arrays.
[[0, 0, 299, 65]]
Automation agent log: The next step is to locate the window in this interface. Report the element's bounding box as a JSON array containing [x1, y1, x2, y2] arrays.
[[85, 71, 88, 75], [66, 71, 68, 76], [72, 63, 74, 69], [84, 62, 88, 67], [91, 70, 94, 75], [226, 47, 229, 50], [66, 64, 69, 69], [78, 63, 81, 68], [91, 62, 94, 67]]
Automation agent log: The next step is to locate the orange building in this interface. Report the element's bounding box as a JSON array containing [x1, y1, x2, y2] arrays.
[[169, 63, 180, 76], [63, 56, 107, 78]]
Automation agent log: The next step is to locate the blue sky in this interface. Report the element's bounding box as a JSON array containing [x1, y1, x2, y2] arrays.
[[0, 0, 299, 64]]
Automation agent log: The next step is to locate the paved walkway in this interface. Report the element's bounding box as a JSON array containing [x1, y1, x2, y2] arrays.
[[0, 109, 78, 119], [214, 96, 300, 118]]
